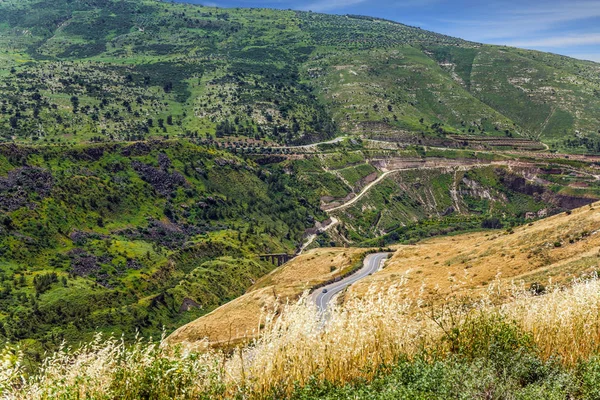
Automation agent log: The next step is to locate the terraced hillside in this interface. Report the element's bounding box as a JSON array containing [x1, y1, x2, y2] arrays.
[[0, 0, 598, 151], [277, 144, 600, 245]]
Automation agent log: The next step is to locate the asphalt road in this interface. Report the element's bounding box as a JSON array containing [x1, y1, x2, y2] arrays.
[[313, 252, 389, 313]]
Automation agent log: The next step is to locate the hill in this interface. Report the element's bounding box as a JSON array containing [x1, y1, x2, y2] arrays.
[[3, 137, 600, 357], [2, 134, 600, 360], [1, 0, 600, 383], [0, 0, 598, 151], [167, 201, 600, 347], [0, 140, 326, 356], [6, 203, 600, 398]]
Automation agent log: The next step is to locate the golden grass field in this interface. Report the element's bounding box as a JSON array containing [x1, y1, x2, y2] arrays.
[[166, 247, 367, 346], [168, 202, 600, 348], [350, 201, 600, 301]]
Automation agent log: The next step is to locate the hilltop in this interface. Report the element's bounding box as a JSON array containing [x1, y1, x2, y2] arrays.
[[0, 0, 598, 152]]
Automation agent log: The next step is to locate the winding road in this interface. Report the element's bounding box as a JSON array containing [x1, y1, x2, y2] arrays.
[[313, 252, 389, 313], [324, 170, 398, 212], [299, 217, 339, 254]]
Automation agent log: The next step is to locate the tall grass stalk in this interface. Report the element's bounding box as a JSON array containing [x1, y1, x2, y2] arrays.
[[506, 277, 600, 365], [5, 277, 600, 398]]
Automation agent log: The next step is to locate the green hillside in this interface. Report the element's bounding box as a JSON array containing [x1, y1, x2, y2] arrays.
[[0, 140, 325, 358], [1, 0, 600, 365], [0, 0, 598, 151]]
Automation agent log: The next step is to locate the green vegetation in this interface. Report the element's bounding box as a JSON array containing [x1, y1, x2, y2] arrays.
[[289, 325, 588, 400], [0, 140, 325, 360], [0, 0, 600, 391], [334, 164, 585, 243], [0, 0, 597, 150], [7, 277, 600, 399]]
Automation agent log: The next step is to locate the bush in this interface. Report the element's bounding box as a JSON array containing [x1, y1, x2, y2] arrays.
[[481, 217, 502, 229], [33, 272, 57, 294]]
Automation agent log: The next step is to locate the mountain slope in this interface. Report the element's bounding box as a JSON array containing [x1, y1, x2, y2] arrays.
[[0, 0, 598, 150], [1, 0, 600, 364], [0, 141, 325, 353], [168, 200, 600, 347]]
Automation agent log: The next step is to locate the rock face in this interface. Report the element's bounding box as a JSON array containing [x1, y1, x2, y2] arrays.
[[179, 298, 202, 312], [0, 167, 53, 211], [131, 154, 188, 197], [68, 248, 104, 277], [120, 219, 201, 250]]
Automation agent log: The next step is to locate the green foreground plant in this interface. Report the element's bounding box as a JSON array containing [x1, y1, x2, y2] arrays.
[[5, 277, 600, 398]]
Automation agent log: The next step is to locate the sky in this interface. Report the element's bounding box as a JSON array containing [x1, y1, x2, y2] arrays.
[[176, 0, 600, 62]]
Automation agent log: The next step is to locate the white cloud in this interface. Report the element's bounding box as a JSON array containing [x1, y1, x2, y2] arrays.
[[505, 33, 600, 48], [299, 0, 439, 13], [426, 0, 600, 64], [438, 0, 600, 41]]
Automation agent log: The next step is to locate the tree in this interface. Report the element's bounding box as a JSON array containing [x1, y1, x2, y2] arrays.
[[70, 96, 79, 113], [33, 273, 58, 295]]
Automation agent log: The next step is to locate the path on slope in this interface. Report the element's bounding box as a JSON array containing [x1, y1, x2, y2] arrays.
[[324, 163, 498, 213], [299, 217, 339, 254], [273, 136, 347, 150], [313, 252, 389, 313]]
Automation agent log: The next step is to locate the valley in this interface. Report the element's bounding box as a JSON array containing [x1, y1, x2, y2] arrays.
[[0, 0, 599, 398], [2, 131, 600, 360]]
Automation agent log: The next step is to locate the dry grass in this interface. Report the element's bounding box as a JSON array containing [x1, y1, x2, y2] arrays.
[[168, 202, 600, 351], [507, 277, 600, 365], [7, 203, 600, 398], [349, 202, 600, 302], [166, 248, 367, 347], [226, 282, 433, 396], [6, 275, 600, 398]]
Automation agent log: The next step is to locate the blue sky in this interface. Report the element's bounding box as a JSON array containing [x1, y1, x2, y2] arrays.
[[177, 0, 600, 62]]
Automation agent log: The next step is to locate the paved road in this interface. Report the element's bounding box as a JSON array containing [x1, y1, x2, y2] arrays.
[[313, 252, 389, 313]]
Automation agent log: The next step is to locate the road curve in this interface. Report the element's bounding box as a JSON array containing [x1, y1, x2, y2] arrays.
[[313, 252, 389, 313], [299, 217, 339, 254], [325, 171, 397, 212], [324, 162, 505, 213]]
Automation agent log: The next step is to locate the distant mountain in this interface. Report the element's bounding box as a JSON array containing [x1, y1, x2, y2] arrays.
[[0, 0, 598, 151]]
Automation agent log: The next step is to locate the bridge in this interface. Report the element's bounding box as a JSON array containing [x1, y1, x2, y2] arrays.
[[259, 253, 294, 266]]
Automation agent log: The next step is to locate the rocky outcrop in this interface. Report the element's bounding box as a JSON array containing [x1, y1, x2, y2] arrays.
[[0, 167, 53, 211], [131, 154, 188, 197]]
